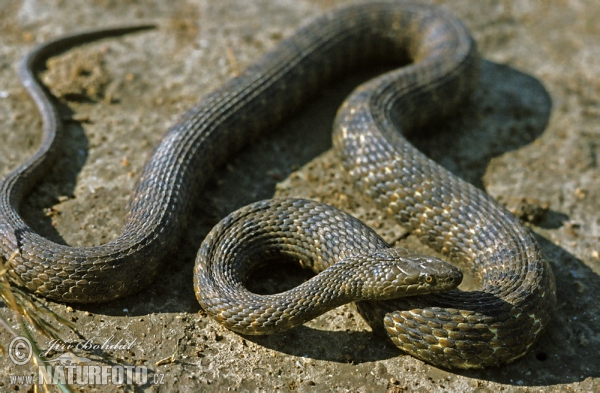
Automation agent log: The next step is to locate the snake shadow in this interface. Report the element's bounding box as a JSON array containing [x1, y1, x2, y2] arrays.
[[57, 59, 599, 387], [16, 108, 90, 247]]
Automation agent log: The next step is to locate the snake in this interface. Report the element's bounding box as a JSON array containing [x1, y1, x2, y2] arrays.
[[0, 2, 556, 369]]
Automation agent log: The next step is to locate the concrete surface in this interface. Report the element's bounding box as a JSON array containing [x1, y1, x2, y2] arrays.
[[0, 0, 598, 391]]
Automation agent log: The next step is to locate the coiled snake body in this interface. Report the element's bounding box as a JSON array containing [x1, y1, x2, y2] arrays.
[[0, 2, 555, 369]]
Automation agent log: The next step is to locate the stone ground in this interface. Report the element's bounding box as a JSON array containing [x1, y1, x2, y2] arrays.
[[0, 0, 599, 391]]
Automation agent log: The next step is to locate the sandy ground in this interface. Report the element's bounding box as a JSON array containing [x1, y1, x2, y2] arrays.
[[0, 0, 599, 391]]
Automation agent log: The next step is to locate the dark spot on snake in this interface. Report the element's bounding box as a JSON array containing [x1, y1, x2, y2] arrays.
[[535, 351, 548, 361]]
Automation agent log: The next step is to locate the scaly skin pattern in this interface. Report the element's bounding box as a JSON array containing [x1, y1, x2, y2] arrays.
[[195, 198, 463, 334], [0, 2, 555, 369]]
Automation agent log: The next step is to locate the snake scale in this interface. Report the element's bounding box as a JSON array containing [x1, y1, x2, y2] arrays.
[[0, 2, 555, 369]]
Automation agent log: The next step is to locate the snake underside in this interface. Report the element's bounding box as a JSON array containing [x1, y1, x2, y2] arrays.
[[0, 1, 555, 369]]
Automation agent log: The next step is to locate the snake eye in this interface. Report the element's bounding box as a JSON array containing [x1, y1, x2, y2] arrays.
[[424, 275, 435, 284]]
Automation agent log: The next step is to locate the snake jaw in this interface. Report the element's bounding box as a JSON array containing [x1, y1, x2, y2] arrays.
[[419, 268, 463, 292]]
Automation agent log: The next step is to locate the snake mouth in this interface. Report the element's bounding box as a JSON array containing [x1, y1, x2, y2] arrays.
[[425, 268, 464, 290]]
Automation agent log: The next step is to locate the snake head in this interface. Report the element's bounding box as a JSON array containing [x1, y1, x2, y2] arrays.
[[347, 248, 463, 301]]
